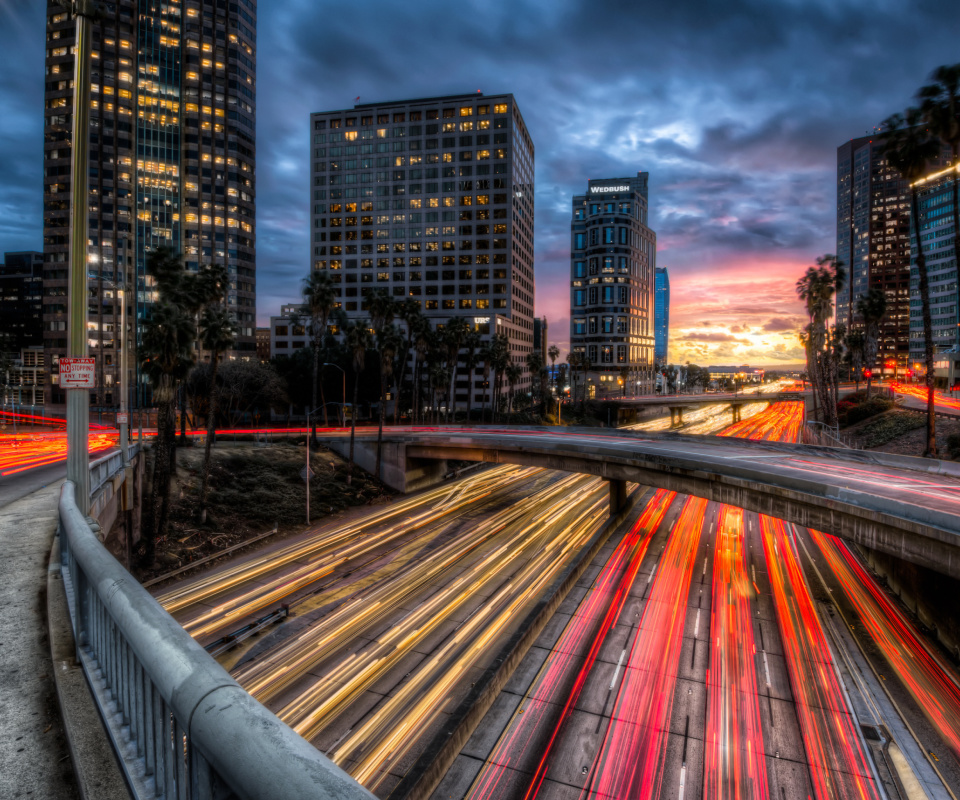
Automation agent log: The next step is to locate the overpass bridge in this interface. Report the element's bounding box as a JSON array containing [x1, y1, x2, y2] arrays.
[[322, 425, 960, 581]]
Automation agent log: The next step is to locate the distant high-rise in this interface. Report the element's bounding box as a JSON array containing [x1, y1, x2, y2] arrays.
[[654, 266, 669, 364], [910, 165, 960, 363], [309, 93, 536, 407], [836, 136, 912, 377], [42, 0, 257, 409], [533, 316, 547, 363], [569, 173, 656, 397], [0, 252, 44, 355]]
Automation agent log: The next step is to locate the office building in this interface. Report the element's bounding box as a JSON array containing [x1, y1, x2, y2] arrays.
[[255, 326, 270, 362], [0, 252, 44, 354], [654, 266, 669, 364], [269, 304, 309, 360], [309, 93, 535, 407], [836, 136, 916, 378], [533, 316, 547, 363], [42, 0, 257, 409], [569, 173, 657, 397], [910, 165, 960, 366]]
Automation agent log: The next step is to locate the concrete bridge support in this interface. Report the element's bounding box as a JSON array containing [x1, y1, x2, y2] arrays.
[[669, 406, 687, 427], [608, 478, 628, 515], [730, 402, 743, 423]]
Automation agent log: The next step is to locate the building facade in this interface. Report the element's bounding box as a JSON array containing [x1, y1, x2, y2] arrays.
[[654, 265, 669, 365], [308, 93, 536, 408], [42, 0, 257, 410], [532, 316, 547, 364], [836, 136, 914, 378], [0, 252, 44, 355], [269, 304, 309, 360], [910, 165, 960, 367], [569, 173, 656, 397]]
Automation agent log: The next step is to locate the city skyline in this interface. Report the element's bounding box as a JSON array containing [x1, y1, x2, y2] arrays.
[[1, 0, 958, 367]]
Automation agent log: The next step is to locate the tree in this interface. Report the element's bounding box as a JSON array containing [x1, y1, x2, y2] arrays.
[[394, 299, 422, 424], [375, 325, 401, 480], [411, 318, 433, 424], [197, 306, 235, 521], [919, 64, 960, 349], [488, 334, 510, 420], [442, 317, 470, 422], [345, 321, 372, 485], [301, 270, 337, 434], [505, 362, 521, 416], [138, 247, 199, 564], [548, 345, 560, 394], [462, 329, 482, 422], [881, 109, 944, 456], [480, 343, 493, 423], [844, 329, 866, 394], [527, 350, 546, 416], [856, 287, 887, 397]]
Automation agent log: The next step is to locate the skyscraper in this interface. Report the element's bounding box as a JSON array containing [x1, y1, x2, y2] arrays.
[[569, 173, 656, 397], [309, 93, 536, 407], [654, 266, 669, 364], [836, 136, 912, 377], [910, 165, 960, 364], [42, 0, 257, 409], [0, 252, 44, 354]]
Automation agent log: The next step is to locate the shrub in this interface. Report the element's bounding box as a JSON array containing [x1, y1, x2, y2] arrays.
[[856, 411, 925, 448], [838, 396, 892, 427]]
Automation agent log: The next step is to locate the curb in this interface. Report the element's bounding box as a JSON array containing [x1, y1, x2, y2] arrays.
[[47, 531, 132, 800]]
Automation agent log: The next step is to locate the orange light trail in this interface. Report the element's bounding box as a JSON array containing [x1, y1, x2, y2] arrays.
[[0, 430, 117, 476], [808, 529, 960, 761], [760, 516, 881, 800], [719, 401, 805, 443], [703, 506, 768, 800], [581, 495, 707, 799]]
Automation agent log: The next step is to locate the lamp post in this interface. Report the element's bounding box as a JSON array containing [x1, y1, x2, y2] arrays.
[[323, 362, 346, 426], [66, 0, 98, 514]]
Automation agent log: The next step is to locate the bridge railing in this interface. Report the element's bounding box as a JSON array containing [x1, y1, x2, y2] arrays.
[[57, 476, 373, 800]]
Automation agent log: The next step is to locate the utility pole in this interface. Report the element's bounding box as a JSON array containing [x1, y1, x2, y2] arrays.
[[66, 0, 98, 514]]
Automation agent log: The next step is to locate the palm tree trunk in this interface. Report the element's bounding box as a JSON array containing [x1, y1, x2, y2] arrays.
[[911, 187, 937, 457], [376, 365, 385, 479], [199, 354, 219, 520], [348, 372, 360, 485]]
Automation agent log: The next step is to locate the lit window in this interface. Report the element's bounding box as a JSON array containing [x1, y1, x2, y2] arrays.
[[494, 103, 508, 114]]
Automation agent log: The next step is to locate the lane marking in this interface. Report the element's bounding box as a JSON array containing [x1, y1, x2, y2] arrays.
[[609, 649, 627, 691]]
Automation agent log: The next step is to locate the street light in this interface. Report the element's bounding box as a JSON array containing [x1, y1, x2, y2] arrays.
[[323, 362, 346, 427]]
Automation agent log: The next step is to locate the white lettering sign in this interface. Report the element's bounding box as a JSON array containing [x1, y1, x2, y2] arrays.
[[474, 317, 490, 323], [590, 185, 630, 193], [59, 357, 96, 389]]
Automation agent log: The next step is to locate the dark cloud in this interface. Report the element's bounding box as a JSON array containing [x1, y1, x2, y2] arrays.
[[677, 332, 752, 344], [762, 316, 803, 332], [1, 0, 958, 334]]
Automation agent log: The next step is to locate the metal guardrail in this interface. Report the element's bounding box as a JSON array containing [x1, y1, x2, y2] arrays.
[[803, 421, 854, 449], [88, 444, 138, 521], [58, 477, 374, 800]]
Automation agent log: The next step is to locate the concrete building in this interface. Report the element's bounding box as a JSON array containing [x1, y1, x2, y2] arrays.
[[0, 252, 44, 354], [309, 92, 536, 408], [269, 304, 309, 360], [654, 265, 669, 364], [569, 173, 656, 397], [3, 347, 46, 408], [911, 165, 960, 370], [836, 136, 921, 379], [255, 326, 270, 362], [532, 316, 547, 364], [42, 0, 257, 410]]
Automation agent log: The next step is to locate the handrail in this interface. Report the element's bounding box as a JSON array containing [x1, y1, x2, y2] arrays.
[[58, 479, 373, 800]]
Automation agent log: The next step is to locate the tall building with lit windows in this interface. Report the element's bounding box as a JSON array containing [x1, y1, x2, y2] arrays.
[[41, 0, 257, 409], [569, 174, 657, 398], [309, 93, 536, 407], [654, 266, 669, 364]]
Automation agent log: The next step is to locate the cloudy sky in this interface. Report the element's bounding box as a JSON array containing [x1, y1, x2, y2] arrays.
[[1, 0, 957, 367]]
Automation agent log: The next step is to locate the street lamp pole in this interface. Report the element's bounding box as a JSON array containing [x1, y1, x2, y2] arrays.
[[323, 363, 346, 426], [66, 0, 97, 514]]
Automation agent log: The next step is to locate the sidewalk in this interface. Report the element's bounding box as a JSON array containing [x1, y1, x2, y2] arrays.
[[0, 480, 78, 799]]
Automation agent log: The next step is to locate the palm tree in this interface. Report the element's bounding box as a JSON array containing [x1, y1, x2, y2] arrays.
[[375, 325, 401, 480], [881, 109, 944, 456], [505, 363, 521, 416], [480, 343, 493, 423], [795, 256, 844, 428], [488, 334, 510, 421], [918, 64, 960, 349], [139, 300, 196, 564], [856, 287, 887, 397], [345, 321, 372, 485], [526, 351, 545, 416], [442, 317, 470, 423], [548, 344, 560, 394], [301, 271, 337, 434], [411, 318, 432, 424], [845, 329, 866, 394], [197, 306, 235, 521], [462, 330, 482, 423], [394, 299, 422, 424]]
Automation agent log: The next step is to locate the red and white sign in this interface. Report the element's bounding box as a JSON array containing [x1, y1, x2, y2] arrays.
[[116, 412, 129, 424], [59, 357, 96, 389]]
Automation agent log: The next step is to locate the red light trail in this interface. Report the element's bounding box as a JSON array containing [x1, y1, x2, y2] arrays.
[[581, 495, 707, 799], [719, 401, 805, 443], [808, 529, 960, 761], [466, 489, 677, 800], [0, 430, 117, 476], [703, 505, 769, 800], [890, 381, 960, 412], [760, 516, 881, 800]]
